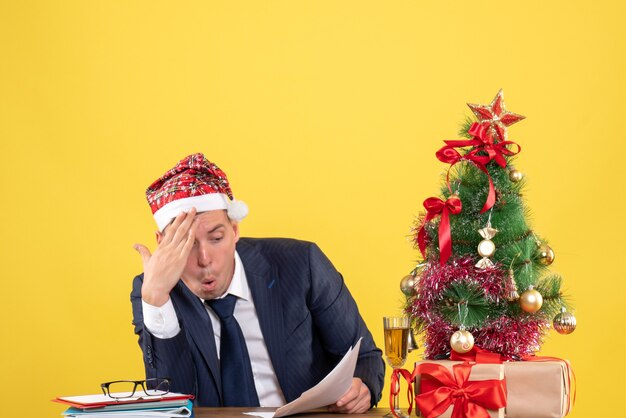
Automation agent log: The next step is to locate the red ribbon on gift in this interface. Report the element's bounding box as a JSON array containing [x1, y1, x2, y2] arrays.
[[417, 195, 462, 265], [415, 362, 507, 418], [449, 348, 576, 415], [449, 345, 505, 364], [436, 122, 521, 213]]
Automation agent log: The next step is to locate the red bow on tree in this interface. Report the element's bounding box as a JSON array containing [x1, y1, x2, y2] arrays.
[[417, 195, 462, 265], [466, 122, 521, 168], [415, 362, 507, 418], [435, 122, 521, 213]]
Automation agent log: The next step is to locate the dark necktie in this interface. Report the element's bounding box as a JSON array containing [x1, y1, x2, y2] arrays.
[[206, 294, 260, 407]]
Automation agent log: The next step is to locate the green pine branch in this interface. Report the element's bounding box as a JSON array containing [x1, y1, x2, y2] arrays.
[[536, 274, 569, 319], [438, 281, 500, 328]]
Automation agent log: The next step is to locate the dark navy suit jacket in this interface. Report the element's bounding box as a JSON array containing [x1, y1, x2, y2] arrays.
[[131, 238, 385, 407]]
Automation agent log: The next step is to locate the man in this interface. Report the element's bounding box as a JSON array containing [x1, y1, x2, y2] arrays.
[[131, 153, 384, 413]]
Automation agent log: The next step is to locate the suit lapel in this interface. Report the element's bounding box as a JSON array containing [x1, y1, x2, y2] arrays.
[[237, 240, 289, 394], [171, 281, 222, 399]]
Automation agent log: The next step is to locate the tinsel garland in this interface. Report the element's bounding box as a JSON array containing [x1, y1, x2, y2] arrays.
[[407, 256, 548, 359], [476, 316, 546, 358]]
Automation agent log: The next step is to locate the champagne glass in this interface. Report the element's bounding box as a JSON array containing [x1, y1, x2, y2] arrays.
[[383, 316, 410, 418]]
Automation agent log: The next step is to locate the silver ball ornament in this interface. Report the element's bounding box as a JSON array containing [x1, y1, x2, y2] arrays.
[[400, 274, 417, 296], [553, 308, 577, 334]]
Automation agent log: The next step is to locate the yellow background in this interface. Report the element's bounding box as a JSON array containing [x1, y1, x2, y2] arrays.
[[0, 1, 623, 416]]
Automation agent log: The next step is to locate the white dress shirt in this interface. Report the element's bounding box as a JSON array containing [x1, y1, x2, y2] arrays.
[[141, 252, 286, 407]]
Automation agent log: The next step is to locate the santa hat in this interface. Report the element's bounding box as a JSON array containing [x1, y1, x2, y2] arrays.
[[146, 153, 248, 231]]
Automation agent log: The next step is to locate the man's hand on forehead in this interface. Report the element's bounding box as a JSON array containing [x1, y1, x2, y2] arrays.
[[134, 208, 197, 307]]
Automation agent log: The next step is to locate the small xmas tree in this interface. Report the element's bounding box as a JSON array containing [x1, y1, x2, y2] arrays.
[[404, 90, 576, 359]]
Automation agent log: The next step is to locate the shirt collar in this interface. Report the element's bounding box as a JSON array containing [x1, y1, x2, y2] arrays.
[[226, 251, 249, 301], [200, 251, 249, 302]]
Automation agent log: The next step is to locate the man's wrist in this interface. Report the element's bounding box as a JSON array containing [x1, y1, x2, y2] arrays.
[[141, 283, 171, 307]]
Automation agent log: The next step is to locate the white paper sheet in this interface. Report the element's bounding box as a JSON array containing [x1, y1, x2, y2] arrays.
[[246, 338, 362, 418], [243, 413, 275, 418]]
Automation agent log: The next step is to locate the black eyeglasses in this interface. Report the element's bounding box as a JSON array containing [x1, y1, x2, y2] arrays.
[[101, 378, 171, 399]]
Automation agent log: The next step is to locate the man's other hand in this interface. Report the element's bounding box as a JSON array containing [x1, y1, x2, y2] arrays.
[[328, 377, 371, 414], [134, 208, 197, 307]]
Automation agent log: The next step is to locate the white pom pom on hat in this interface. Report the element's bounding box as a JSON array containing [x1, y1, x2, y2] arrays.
[[227, 199, 249, 222]]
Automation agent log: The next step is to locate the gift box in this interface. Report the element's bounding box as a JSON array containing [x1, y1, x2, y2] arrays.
[[413, 357, 574, 418], [504, 359, 573, 418], [414, 360, 506, 418]]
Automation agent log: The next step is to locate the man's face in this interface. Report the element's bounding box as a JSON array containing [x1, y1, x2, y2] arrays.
[[178, 210, 239, 300]]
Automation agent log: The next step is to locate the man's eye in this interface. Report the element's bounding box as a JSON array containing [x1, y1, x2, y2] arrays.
[[212, 236, 223, 242]]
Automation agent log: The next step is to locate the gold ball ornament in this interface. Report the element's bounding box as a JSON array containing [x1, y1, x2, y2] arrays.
[[553, 308, 577, 334], [450, 329, 475, 354], [400, 274, 418, 296], [509, 169, 524, 182], [520, 286, 543, 313], [537, 244, 556, 265]]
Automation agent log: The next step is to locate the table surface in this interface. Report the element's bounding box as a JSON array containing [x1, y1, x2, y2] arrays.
[[193, 407, 393, 417]]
